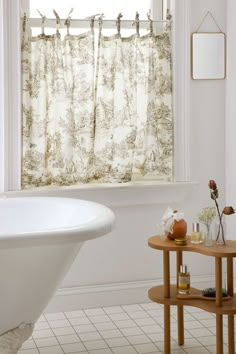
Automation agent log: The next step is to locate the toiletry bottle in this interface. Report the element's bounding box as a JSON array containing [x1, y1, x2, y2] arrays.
[[190, 222, 202, 244], [178, 265, 190, 295]]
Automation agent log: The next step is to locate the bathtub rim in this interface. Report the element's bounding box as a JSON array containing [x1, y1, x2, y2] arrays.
[[0, 197, 115, 248]]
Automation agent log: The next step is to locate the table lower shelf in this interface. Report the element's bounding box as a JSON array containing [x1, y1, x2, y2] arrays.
[[149, 285, 236, 315]]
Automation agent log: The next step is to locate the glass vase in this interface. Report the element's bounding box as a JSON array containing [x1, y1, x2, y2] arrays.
[[204, 228, 213, 247], [215, 220, 226, 245], [156, 223, 166, 240]]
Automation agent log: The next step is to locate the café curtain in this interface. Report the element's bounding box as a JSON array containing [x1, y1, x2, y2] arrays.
[[21, 18, 173, 187]]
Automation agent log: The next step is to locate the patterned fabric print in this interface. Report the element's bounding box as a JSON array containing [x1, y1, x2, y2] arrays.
[[94, 32, 173, 183], [21, 25, 173, 188], [22, 30, 95, 187]]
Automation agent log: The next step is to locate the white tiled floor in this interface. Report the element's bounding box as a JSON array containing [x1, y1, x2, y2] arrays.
[[18, 303, 233, 354]]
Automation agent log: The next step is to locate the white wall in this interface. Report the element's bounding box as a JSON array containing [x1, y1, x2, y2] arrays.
[[226, 0, 236, 237], [43, 0, 227, 312], [190, 0, 225, 190]]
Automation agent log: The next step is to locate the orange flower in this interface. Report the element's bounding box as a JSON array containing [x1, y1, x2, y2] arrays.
[[223, 206, 235, 215], [208, 180, 217, 190]]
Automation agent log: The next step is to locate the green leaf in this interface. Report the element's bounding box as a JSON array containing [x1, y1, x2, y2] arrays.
[[210, 191, 216, 200]]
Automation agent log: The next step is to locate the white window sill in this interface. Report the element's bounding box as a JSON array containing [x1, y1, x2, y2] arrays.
[[1, 181, 199, 207]]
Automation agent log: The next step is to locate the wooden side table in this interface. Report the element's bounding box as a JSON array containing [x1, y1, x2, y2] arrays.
[[148, 236, 236, 354]]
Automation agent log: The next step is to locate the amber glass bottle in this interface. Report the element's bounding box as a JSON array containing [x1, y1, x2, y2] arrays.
[[178, 265, 190, 295]]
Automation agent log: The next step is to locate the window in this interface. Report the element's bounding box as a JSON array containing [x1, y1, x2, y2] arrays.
[[28, 0, 166, 37], [30, 0, 156, 20], [0, 0, 191, 192], [21, 0, 173, 187]]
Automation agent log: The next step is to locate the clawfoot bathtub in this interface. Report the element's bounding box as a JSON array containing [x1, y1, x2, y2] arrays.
[[0, 197, 115, 354]]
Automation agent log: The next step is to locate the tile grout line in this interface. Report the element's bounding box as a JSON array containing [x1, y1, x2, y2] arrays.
[[20, 304, 230, 354], [101, 305, 151, 354], [39, 317, 66, 354], [111, 305, 166, 353]]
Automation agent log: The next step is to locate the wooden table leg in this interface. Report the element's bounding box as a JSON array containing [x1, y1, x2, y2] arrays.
[[164, 304, 171, 354], [227, 257, 235, 354], [176, 251, 184, 345], [163, 250, 170, 354], [227, 257, 234, 297], [216, 314, 224, 354], [215, 257, 223, 354], [228, 314, 235, 354], [164, 250, 170, 298], [215, 257, 222, 307], [177, 305, 184, 346]]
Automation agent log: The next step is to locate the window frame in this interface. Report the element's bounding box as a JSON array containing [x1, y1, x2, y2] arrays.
[[0, 0, 191, 193], [28, 0, 164, 36], [0, 0, 22, 192], [29, 0, 163, 21]]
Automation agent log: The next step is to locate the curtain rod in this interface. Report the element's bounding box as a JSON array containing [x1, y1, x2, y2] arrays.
[[28, 18, 169, 23], [26, 9, 172, 33], [27, 18, 170, 32]]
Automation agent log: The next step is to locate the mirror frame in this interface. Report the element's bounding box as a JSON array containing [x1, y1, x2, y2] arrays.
[[191, 32, 226, 80]]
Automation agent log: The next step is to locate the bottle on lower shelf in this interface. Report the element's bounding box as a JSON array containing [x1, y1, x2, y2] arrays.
[[177, 264, 190, 295]]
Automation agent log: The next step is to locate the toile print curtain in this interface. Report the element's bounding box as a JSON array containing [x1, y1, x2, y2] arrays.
[[21, 28, 95, 187], [21, 19, 173, 188], [94, 32, 172, 182]]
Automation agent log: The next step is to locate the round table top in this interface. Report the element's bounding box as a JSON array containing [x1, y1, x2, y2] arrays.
[[148, 235, 236, 257]]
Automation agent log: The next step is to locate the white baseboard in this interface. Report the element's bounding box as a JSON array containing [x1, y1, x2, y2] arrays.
[[45, 274, 217, 313]]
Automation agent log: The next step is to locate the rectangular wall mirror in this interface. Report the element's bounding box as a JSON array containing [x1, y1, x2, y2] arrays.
[[191, 32, 226, 80]]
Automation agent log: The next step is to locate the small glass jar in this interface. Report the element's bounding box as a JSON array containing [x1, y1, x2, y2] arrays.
[[190, 222, 202, 244]]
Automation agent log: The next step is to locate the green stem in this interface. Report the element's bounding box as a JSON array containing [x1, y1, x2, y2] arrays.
[[214, 197, 221, 221], [213, 197, 225, 244]]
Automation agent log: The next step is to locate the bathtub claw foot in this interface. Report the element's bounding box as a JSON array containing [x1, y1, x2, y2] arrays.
[[0, 323, 34, 354]]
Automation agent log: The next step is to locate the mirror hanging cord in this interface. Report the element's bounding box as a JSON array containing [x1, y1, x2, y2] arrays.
[[196, 11, 223, 33]]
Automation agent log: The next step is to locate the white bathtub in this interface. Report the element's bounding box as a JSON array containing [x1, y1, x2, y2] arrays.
[[0, 197, 115, 352]]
